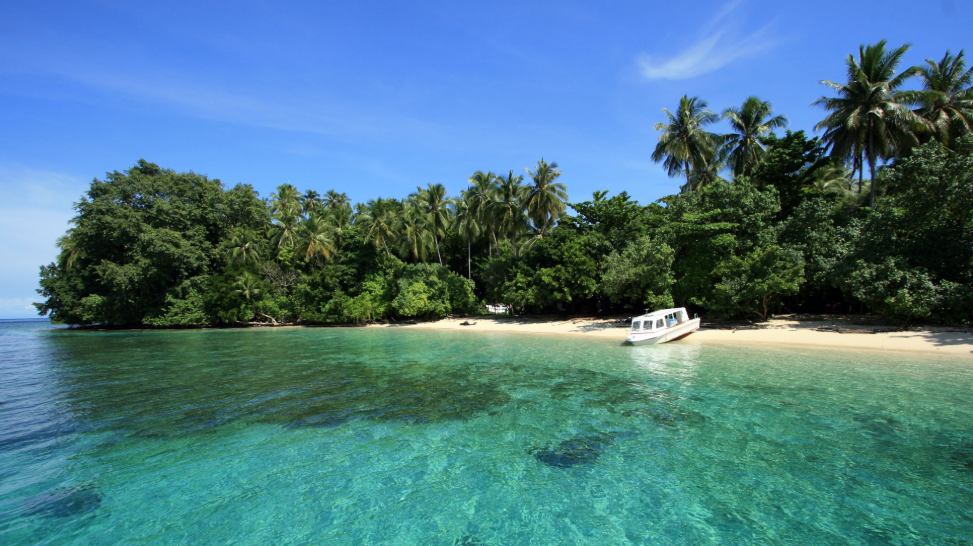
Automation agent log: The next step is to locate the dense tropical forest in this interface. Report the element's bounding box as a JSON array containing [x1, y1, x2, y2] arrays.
[[36, 41, 973, 327]]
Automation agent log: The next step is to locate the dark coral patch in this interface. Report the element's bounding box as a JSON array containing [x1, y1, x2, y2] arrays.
[[531, 433, 614, 468], [24, 487, 103, 519]]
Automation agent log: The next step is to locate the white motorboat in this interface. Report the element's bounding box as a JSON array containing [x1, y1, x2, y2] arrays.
[[625, 307, 700, 344]]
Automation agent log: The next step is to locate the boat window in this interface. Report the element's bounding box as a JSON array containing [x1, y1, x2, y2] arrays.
[[631, 321, 642, 332], [655, 319, 664, 329]]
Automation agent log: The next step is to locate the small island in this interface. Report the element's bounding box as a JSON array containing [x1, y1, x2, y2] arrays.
[[36, 47, 973, 346]]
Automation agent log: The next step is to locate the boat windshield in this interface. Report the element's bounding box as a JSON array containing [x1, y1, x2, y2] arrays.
[[631, 321, 642, 332]]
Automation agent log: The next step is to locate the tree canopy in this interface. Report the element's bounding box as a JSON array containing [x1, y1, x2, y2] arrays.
[[37, 41, 973, 327]]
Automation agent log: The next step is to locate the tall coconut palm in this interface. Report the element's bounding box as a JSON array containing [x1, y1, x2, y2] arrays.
[[325, 205, 353, 249], [301, 190, 322, 215], [395, 201, 433, 263], [323, 190, 350, 211], [519, 214, 559, 255], [523, 159, 568, 237], [467, 171, 499, 257], [492, 171, 529, 255], [415, 183, 450, 265], [916, 50, 973, 147], [269, 209, 300, 251], [722, 96, 788, 177], [294, 213, 335, 266], [270, 184, 301, 215], [225, 227, 264, 266], [686, 143, 732, 191], [359, 198, 399, 258], [452, 194, 480, 278], [813, 40, 928, 206], [652, 95, 721, 192]]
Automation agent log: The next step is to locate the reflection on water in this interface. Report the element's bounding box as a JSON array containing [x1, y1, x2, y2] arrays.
[[1, 322, 972, 545], [627, 341, 702, 378]]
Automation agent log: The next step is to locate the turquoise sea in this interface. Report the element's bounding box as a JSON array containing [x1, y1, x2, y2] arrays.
[[1, 320, 972, 545]]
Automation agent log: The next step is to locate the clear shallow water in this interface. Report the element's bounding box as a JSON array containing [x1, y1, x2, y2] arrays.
[[1, 321, 972, 545]]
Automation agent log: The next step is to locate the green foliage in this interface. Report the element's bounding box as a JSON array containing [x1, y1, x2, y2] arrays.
[[36, 135, 973, 328], [393, 264, 476, 318], [749, 131, 831, 218], [841, 137, 973, 322], [600, 235, 675, 310], [661, 180, 782, 309], [35, 160, 264, 325], [144, 289, 211, 327], [711, 245, 805, 319], [483, 229, 603, 313]]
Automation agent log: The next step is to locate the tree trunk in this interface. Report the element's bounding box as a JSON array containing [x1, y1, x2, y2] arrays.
[[467, 238, 471, 279], [434, 235, 443, 265], [685, 161, 693, 193], [256, 312, 279, 326], [857, 143, 864, 195], [868, 126, 877, 207]]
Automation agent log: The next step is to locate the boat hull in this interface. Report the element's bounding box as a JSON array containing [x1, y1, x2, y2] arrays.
[[625, 318, 701, 345]]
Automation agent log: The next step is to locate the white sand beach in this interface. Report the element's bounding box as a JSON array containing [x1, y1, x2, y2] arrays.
[[367, 315, 973, 357]]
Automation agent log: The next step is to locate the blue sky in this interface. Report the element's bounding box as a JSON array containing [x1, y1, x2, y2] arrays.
[[0, 0, 968, 318]]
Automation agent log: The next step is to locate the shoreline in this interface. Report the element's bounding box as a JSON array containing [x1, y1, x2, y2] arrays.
[[366, 315, 973, 357]]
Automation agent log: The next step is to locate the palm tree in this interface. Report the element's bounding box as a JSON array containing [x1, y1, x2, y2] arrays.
[[225, 227, 264, 265], [414, 183, 450, 265], [452, 194, 480, 278], [325, 204, 353, 249], [294, 213, 335, 265], [722, 96, 788, 177], [813, 163, 854, 197], [359, 198, 399, 258], [395, 201, 433, 263], [323, 190, 350, 211], [492, 171, 529, 255], [652, 95, 721, 192], [270, 184, 301, 215], [467, 171, 499, 257], [523, 159, 568, 237], [519, 214, 559, 255], [686, 143, 732, 191], [813, 40, 928, 206], [55, 225, 83, 270], [269, 209, 300, 251], [234, 272, 262, 302], [916, 50, 973, 147], [301, 190, 322, 215]]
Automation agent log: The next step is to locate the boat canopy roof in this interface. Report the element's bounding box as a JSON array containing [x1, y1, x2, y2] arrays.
[[632, 308, 688, 320]]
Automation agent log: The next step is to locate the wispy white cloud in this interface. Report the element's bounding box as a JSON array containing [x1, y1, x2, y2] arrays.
[[0, 48, 469, 151], [637, 0, 777, 80]]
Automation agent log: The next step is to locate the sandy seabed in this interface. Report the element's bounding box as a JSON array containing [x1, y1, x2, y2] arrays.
[[367, 315, 973, 357]]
